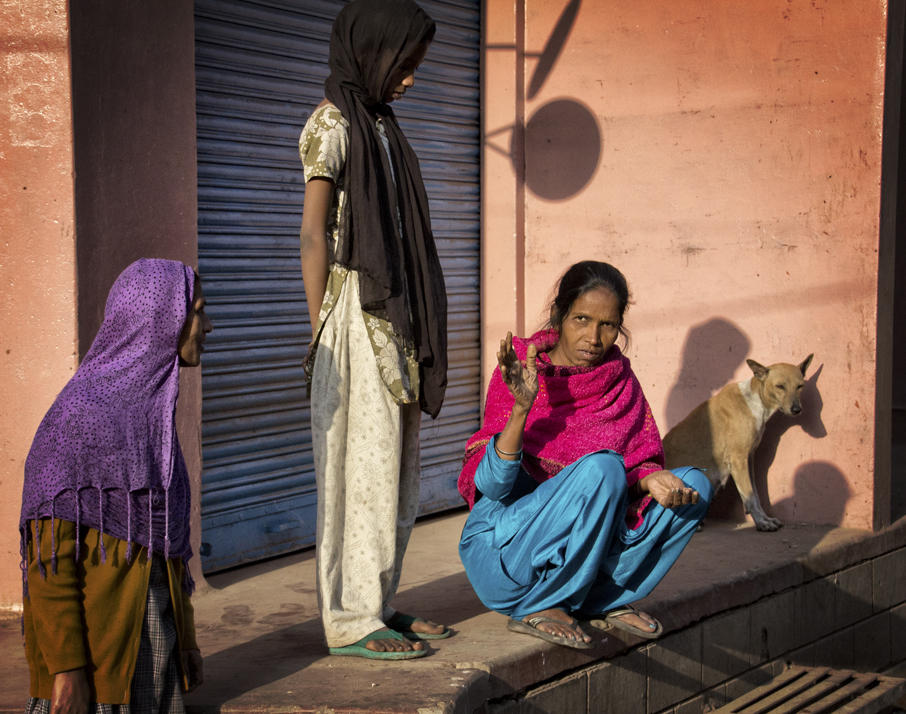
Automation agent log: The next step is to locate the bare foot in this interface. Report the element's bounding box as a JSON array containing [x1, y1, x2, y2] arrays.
[[364, 628, 425, 653], [405, 618, 445, 637], [386, 611, 447, 637], [523, 608, 592, 645]]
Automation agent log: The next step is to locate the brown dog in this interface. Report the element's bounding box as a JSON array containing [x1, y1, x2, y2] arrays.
[[662, 355, 813, 531]]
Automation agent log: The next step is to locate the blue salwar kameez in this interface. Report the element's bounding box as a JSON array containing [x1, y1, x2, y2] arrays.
[[459, 435, 712, 620]]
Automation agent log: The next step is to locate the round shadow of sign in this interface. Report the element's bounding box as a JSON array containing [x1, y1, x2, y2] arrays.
[[520, 98, 601, 201]]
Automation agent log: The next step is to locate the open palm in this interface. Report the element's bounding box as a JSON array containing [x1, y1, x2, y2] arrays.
[[498, 332, 539, 411]]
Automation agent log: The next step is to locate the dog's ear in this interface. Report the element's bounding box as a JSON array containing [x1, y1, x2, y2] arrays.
[[746, 359, 769, 380], [798, 354, 814, 376]]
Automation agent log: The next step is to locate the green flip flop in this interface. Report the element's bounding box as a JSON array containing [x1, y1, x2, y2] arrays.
[[328, 628, 428, 660], [386, 612, 452, 640]]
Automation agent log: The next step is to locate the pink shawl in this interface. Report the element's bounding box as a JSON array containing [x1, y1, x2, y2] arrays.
[[458, 330, 664, 529]]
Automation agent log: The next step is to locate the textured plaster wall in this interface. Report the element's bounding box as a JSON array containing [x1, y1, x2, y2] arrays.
[[0, 0, 77, 607], [0, 1, 202, 606], [483, 0, 888, 529]]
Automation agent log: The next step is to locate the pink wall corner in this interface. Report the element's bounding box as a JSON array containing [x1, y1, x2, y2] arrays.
[[482, 0, 888, 529], [481, 0, 522, 396], [0, 2, 203, 607], [0, 0, 78, 607]]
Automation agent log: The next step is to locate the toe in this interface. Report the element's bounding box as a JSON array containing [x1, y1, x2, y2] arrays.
[[536, 619, 589, 642], [412, 618, 445, 635], [363, 628, 422, 652]]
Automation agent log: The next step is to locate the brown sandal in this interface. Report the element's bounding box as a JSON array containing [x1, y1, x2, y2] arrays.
[[507, 615, 594, 649]]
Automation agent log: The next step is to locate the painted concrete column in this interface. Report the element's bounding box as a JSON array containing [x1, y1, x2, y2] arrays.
[[482, 0, 525, 397], [0, 0, 78, 607]]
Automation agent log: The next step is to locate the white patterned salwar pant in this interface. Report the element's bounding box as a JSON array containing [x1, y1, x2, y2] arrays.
[[310, 275, 421, 648]]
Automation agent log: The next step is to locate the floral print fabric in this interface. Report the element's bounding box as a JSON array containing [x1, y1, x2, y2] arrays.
[[299, 103, 419, 403]]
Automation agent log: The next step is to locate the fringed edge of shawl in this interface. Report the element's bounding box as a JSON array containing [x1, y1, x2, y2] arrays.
[[20, 484, 189, 588]]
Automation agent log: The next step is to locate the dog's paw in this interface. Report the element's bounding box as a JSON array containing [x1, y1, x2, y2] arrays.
[[754, 516, 783, 532]]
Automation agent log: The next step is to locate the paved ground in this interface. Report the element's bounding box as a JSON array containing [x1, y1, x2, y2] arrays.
[[1, 509, 899, 713]]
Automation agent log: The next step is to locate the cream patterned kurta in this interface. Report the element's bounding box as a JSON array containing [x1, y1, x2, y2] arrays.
[[299, 103, 419, 401], [299, 103, 423, 648]]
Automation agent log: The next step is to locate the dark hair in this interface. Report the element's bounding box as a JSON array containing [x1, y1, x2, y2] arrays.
[[546, 260, 632, 345]]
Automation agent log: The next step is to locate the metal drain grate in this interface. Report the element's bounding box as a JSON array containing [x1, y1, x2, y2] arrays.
[[712, 665, 906, 714]]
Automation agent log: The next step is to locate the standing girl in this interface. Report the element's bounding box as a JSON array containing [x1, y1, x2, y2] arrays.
[[298, 0, 449, 659]]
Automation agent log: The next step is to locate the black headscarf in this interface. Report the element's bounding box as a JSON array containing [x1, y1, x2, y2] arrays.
[[325, 0, 447, 418]]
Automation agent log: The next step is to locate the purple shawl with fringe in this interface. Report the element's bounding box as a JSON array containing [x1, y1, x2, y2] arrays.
[[458, 330, 664, 529], [20, 259, 195, 588]]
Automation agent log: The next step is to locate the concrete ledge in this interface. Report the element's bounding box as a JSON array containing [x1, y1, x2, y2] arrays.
[[2, 512, 905, 712]]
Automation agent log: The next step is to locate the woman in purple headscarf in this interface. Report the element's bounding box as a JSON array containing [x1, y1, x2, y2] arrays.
[[20, 258, 212, 713]]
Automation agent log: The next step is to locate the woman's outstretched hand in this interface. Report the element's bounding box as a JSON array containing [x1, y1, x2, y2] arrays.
[[498, 332, 538, 411], [639, 470, 700, 509]]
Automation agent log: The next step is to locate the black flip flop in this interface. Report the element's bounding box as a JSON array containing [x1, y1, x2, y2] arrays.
[[507, 615, 594, 649], [587, 604, 662, 639]]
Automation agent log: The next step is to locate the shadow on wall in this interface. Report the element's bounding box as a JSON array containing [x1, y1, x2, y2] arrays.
[[664, 318, 751, 430], [525, 0, 581, 101], [522, 98, 601, 201], [485, 0, 602, 202], [772, 460, 851, 527]]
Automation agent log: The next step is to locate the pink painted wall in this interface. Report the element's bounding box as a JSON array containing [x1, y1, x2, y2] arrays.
[[483, 0, 889, 529], [0, 0, 78, 607], [0, 2, 202, 607]]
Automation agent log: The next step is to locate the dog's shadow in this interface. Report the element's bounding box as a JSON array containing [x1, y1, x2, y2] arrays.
[[707, 364, 827, 523], [664, 318, 751, 430]]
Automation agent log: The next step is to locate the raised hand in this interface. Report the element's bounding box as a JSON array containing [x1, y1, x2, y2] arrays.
[[498, 332, 539, 411]]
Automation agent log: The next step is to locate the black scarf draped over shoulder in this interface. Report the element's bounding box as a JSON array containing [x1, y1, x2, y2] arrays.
[[324, 0, 447, 418]]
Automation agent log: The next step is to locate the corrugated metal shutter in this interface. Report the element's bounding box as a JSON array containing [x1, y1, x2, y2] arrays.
[[195, 0, 480, 572]]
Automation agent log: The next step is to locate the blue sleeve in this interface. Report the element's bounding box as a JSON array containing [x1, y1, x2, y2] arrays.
[[474, 434, 524, 502]]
